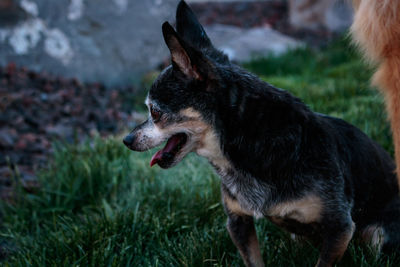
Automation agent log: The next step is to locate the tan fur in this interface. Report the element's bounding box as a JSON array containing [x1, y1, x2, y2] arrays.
[[268, 195, 323, 224], [180, 107, 202, 119], [223, 194, 253, 216], [247, 233, 265, 267], [155, 107, 209, 137], [361, 225, 385, 252], [351, 0, 400, 184], [180, 108, 232, 172], [334, 222, 356, 259], [197, 130, 231, 171]]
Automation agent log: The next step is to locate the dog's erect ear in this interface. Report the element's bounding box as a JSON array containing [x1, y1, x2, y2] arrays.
[[162, 21, 207, 80], [176, 0, 212, 49]]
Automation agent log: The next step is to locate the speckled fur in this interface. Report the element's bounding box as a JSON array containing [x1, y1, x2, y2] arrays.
[[124, 1, 400, 266]]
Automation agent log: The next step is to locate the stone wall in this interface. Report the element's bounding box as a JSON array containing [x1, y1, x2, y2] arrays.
[[0, 0, 352, 86], [288, 0, 353, 33], [0, 0, 179, 86]]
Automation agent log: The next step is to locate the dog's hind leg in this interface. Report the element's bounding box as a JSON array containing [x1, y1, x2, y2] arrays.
[[226, 214, 264, 267], [379, 56, 400, 186], [373, 56, 400, 180]]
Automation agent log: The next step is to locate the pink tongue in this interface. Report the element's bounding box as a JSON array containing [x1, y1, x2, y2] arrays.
[[150, 150, 163, 167], [150, 135, 182, 167]]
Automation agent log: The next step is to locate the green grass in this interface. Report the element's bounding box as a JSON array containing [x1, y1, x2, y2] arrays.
[[1, 37, 397, 266]]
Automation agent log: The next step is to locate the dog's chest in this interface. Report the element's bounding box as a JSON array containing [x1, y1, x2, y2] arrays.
[[222, 173, 269, 219], [222, 172, 323, 225], [198, 132, 323, 225]]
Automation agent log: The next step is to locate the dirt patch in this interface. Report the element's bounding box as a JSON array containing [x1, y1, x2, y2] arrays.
[[0, 63, 144, 201]]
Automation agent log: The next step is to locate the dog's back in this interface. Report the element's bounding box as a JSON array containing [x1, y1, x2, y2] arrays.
[[322, 115, 397, 207], [313, 113, 400, 255]]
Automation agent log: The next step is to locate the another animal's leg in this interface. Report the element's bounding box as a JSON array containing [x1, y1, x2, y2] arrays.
[[351, 0, 400, 184], [315, 218, 355, 267], [373, 56, 400, 180], [227, 214, 264, 267]]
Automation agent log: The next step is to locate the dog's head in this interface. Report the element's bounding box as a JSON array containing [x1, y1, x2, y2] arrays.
[[123, 0, 229, 169]]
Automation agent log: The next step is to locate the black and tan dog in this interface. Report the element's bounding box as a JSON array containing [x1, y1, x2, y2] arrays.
[[123, 1, 400, 266]]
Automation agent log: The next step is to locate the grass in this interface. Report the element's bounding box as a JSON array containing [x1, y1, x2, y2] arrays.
[[0, 37, 397, 266]]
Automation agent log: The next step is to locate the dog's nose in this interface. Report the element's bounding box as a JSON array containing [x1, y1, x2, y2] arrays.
[[123, 134, 135, 147]]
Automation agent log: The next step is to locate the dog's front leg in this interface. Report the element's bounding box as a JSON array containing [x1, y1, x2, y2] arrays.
[[226, 214, 264, 267], [316, 219, 355, 267]]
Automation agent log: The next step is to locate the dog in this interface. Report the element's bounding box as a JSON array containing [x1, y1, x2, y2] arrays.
[[351, 0, 400, 183], [123, 1, 400, 266]]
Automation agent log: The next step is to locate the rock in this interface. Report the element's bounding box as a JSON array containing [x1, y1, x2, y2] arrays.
[[288, 0, 353, 33], [0, 64, 142, 200], [189, 0, 287, 29], [45, 124, 74, 139], [0, 0, 322, 86], [204, 24, 303, 63], [0, 0, 180, 86], [0, 129, 16, 148], [325, 0, 353, 33]]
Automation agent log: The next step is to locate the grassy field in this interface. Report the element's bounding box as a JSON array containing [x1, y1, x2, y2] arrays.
[[1, 38, 398, 266]]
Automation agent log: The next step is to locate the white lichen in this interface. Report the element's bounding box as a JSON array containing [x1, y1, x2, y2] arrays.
[[113, 0, 128, 13], [44, 29, 74, 65], [20, 0, 39, 16], [68, 0, 84, 21], [8, 18, 44, 54], [0, 29, 9, 43]]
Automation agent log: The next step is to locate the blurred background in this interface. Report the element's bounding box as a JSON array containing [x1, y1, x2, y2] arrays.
[[0, 0, 352, 85], [0, 0, 353, 191], [1, 1, 394, 266]]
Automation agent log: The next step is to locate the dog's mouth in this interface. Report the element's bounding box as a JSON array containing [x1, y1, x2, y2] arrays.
[[150, 133, 188, 168]]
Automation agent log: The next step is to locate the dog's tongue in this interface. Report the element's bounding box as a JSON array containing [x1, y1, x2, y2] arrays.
[[150, 135, 182, 167]]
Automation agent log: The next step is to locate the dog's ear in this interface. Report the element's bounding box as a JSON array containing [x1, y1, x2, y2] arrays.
[[176, 0, 212, 49], [162, 22, 212, 81]]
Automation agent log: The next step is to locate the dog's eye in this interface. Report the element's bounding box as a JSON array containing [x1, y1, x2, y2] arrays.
[[150, 106, 162, 122]]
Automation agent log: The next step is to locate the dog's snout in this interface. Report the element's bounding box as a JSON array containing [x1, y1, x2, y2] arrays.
[[123, 133, 135, 147]]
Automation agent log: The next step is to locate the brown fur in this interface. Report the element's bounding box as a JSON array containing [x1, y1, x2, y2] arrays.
[[180, 108, 232, 172], [223, 194, 253, 216], [316, 222, 355, 267], [226, 223, 264, 267], [247, 233, 264, 267], [361, 224, 385, 252], [351, 0, 400, 185], [222, 192, 264, 266], [267, 195, 323, 224]]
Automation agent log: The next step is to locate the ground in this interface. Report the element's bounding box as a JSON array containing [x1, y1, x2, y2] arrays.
[[0, 38, 398, 266]]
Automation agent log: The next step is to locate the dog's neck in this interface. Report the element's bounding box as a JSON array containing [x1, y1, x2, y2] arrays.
[[212, 71, 313, 178], [195, 129, 232, 176]]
